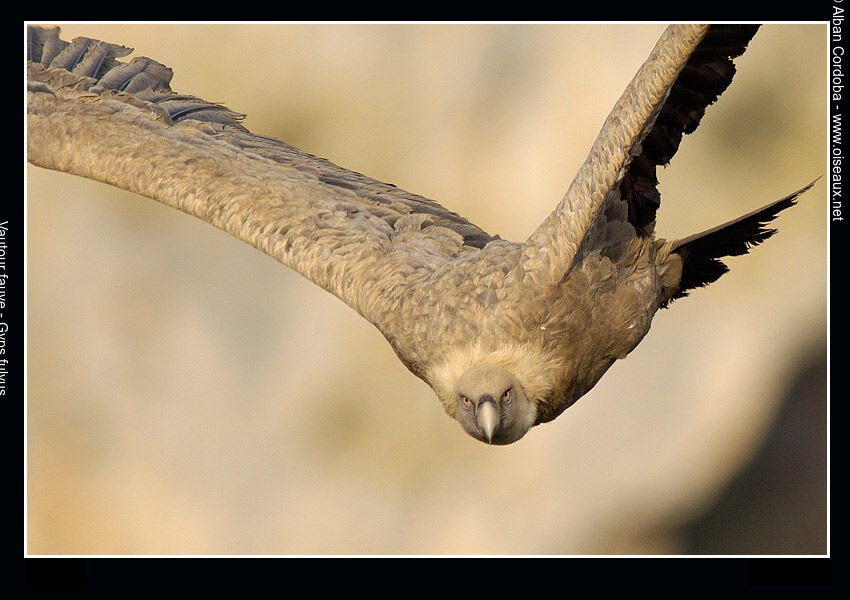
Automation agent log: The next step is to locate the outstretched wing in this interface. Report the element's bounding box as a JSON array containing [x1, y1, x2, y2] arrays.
[[619, 24, 760, 234], [26, 26, 498, 336], [520, 24, 760, 282]]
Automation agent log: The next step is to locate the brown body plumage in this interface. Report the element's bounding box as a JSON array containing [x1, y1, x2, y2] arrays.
[[27, 24, 813, 444]]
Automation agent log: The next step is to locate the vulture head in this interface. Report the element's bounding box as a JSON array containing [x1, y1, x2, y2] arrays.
[[452, 363, 537, 445]]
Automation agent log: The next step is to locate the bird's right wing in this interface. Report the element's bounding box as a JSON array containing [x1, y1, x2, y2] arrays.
[[27, 27, 500, 336]]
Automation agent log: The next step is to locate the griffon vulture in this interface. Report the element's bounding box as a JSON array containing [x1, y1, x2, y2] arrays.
[[27, 24, 814, 445]]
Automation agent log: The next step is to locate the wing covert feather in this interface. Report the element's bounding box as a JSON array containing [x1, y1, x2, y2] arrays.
[[26, 26, 497, 332]]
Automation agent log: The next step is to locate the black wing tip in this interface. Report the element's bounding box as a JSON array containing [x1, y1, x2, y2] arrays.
[[666, 178, 817, 304], [623, 24, 761, 232]]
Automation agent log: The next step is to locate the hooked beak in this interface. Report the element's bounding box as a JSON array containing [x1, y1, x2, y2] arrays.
[[476, 397, 499, 444]]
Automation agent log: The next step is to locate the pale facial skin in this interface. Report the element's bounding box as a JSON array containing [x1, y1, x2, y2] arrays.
[[453, 364, 538, 445]]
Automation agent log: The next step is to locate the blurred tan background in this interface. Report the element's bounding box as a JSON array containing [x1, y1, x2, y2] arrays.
[[26, 23, 826, 555]]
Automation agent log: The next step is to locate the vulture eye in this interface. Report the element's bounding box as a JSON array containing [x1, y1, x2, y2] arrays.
[[502, 389, 512, 404], [461, 396, 471, 408]]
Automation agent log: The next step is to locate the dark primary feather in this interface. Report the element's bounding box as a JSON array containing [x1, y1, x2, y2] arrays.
[[620, 24, 761, 234], [28, 26, 132, 79], [669, 179, 817, 303]]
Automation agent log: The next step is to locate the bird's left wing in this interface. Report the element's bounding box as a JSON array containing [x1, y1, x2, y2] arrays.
[[519, 24, 760, 284], [27, 26, 499, 335]]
